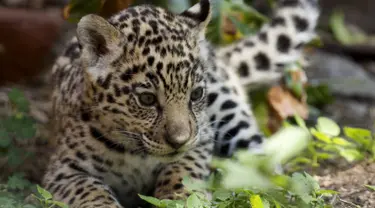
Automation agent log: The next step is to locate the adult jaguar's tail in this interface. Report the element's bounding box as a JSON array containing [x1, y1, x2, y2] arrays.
[[217, 0, 320, 87]]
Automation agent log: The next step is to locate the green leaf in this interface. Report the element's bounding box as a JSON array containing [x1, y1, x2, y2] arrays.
[[229, 0, 268, 23], [2, 115, 36, 140], [316, 117, 340, 136], [304, 172, 320, 191], [316, 152, 335, 160], [261, 198, 270, 208], [315, 189, 338, 196], [215, 158, 274, 190], [250, 88, 272, 136], [0, 196, 17, 208], [228, 15, 257, 36], [290, 173, 314, 204], [186, 193, 202, 208], [0, 130, 11, 148], [330, 10, 353, 45], [138, 194, 162, 207], [166, 200, 185, 208], [67, 0, 102, 23], [310, 128, 332, 143], [52, 200, 69, 208], [7, 147, 24, 166], [338, 148, 363, 162], [273, 200, 282, 208], [168, 0, 191, 13], [294, 115, 308, 131], [284, 63, 306, 99], [37, 185, 53, 200], [365, 185, 375, 191], [263, 127, 310, 165], [212, 189, 232, 201], [7, 173, 31, 190], [289, 157, 313, 165], [306, 84, 334, 107], [332, 137, 354, 147], [250, 195, 264, 208], [343, 127, 372, 147], [23, 205, 38, 208], [306, 36, 324, 48], [182, 176, 207, 192], [7, 88, 30, 113], [17, 124, 36, 139]]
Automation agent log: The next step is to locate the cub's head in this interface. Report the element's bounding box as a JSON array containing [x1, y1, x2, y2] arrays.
[[77, 0, 212, 160]]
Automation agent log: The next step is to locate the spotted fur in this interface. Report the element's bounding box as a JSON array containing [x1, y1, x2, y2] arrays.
[[41, 0, 320, 207]]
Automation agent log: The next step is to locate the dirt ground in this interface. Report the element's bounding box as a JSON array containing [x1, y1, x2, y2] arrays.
[[315, 160, 375, 208]]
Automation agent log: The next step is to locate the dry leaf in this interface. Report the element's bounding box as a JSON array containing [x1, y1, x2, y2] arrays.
[[267, 86, 309, 132], [268, 86, 309, 119], [222, 12, 244, 35], [222, 12, 245, 42], [62, 3, 72, 20]]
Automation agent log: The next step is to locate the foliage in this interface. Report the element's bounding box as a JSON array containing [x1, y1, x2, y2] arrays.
[[286, 116, 375, 171], [63, 0, 270, 44], [140, 127, 336, 208], [139, 117, 374, 207], [365, 185, 375, 192], [30, 185, 68, 208], [64, 0, 103, 22], [0, 88, 36, 167], [329, 10, 375, 46], [0, 89, 67, 208], [205, 0, 269, 45], [0, 175, 67, 208]]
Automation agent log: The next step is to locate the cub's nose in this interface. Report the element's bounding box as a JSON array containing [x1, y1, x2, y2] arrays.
[[165, 131, 190, 150]]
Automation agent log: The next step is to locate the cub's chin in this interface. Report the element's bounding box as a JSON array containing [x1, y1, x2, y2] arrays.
[[152, 151, 187, 163]]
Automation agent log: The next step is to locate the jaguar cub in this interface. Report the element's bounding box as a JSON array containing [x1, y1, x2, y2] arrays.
[[42, 0, 319, 207]]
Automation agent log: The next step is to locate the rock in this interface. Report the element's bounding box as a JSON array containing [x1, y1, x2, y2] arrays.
[[1, 0, 68, 8], [0, 7, 66, 85], [322, 97, 375, 130], [1, 0, 27, 7], [362, 61, 375, 77], [307, 50, 375, 99], [307, 50, 375, 129]]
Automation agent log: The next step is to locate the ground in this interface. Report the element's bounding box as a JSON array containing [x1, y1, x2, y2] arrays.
[[317, 160, 375, 208]]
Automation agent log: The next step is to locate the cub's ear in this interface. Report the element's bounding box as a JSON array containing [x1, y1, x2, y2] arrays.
[[77, 14, 122, 63], [180, 0, 212, 31]]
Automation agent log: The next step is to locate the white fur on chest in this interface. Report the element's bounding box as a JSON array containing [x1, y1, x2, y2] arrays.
[[88, 153, 163, 206], [105, 154, 161, 191]]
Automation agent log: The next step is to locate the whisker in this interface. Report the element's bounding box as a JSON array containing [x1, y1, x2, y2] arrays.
[[112, 130, 141, 137]]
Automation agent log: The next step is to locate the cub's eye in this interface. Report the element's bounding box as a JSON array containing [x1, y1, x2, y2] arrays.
[[138, 92, 157, 106], [190, 87, 204, 102]]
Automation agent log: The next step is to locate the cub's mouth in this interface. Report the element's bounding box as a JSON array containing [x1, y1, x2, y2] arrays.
[[113, 129, 195, 160]]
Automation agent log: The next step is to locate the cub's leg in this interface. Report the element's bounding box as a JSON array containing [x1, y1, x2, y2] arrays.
[[153, 140, 213, 200], [43, 163, 123, 208]]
